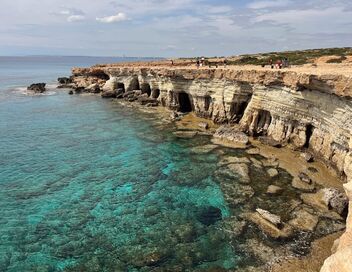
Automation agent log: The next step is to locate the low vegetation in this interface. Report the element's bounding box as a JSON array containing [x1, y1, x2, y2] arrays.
[[230, 47, 352, 66]]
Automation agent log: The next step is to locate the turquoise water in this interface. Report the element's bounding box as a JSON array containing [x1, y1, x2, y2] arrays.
[[0, 57, 239, 271], [0, 57, 301, 271]]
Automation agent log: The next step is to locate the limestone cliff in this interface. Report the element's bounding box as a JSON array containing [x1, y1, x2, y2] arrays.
[[68, 65, 352, 272]]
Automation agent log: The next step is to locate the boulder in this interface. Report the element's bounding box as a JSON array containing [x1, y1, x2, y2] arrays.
[[102, 77, 117, 92], [256, 208, 282, 228], [246, 212, 293, 239], [101, 90, 117, 98], [267, 168, 279, 178], [57, 77, 72, 84], [27, 83, 46, 93], [321, 188, 348, 216], [85, 83, 100, 93], [68, 90, 74, 95], [266, 185, 283, 195], [214, 126, 249, 147]]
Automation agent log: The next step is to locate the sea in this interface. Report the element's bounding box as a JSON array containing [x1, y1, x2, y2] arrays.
[[0, 56, 298, 272]]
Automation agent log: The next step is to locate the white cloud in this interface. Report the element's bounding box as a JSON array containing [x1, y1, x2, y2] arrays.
[[96, 12, 128, 23], [67, 15, 85, 22], [248, 0, 291, 9]]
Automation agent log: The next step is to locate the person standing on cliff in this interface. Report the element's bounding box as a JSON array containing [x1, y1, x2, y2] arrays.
[[196, 59, 200, 68]]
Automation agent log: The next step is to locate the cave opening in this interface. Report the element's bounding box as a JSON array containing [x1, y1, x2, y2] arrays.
[[127, 77, 140, 92], [141, 83, 151, 96], [117, 82, 125, 92], [304, 124, 314, 148], [151, 89, 160, 99], [178, 92, 192, 112]]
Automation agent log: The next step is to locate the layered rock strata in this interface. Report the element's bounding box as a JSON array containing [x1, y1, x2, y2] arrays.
[[66, 65, 352, 272]]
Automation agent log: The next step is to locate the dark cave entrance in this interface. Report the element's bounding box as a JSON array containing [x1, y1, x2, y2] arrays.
[[151, 89, 160, 99], [117, 82, 125, 92], [304, 124, 314, 148], [178, 92, 192, 112], [141, 83, 152, 96]]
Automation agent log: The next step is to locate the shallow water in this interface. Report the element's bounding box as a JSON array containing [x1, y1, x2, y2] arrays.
[[0, 57, 335, 272]]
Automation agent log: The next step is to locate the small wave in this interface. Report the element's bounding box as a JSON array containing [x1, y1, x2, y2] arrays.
[[11, 86, 57, 96]]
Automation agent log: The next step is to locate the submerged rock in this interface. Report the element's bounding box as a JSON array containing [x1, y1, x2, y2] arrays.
[[198, 206, 222, 226], [173, 131, 198, 139], [227, 163, 251, 184], [27, 83, 46, 93], [288, 208, 319, 231], [191, 144, 218, 154], [218, 156, 250, 166]]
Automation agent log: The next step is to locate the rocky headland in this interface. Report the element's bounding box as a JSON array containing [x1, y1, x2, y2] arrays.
[[59, 59, 352, 271]]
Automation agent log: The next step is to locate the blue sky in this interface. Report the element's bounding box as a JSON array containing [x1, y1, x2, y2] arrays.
[[0, 0, 351, 57]]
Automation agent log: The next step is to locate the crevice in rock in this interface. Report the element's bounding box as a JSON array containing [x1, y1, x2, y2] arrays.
[[204, 95, 212, 112], [178, 92, 193, 112], [304, 124, 314, 148]]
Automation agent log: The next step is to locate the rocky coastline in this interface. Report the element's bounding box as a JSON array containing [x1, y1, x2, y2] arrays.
[[58, 62, 352, 272]]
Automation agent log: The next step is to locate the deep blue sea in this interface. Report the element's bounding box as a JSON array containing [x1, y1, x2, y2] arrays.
[[0, 56, 297, 272]]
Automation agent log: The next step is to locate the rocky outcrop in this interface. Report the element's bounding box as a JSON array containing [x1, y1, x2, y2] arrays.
[[27, 83, 46, 93], [67, 64, 352, 271], [321, 182, 352, 272]]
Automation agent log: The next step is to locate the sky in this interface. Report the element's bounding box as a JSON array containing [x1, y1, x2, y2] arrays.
[[0, 0, 351, 57]]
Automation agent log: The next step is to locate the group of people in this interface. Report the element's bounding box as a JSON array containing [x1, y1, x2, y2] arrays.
[[266, 58, 290, 69], [196, 57, 228, 69]]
